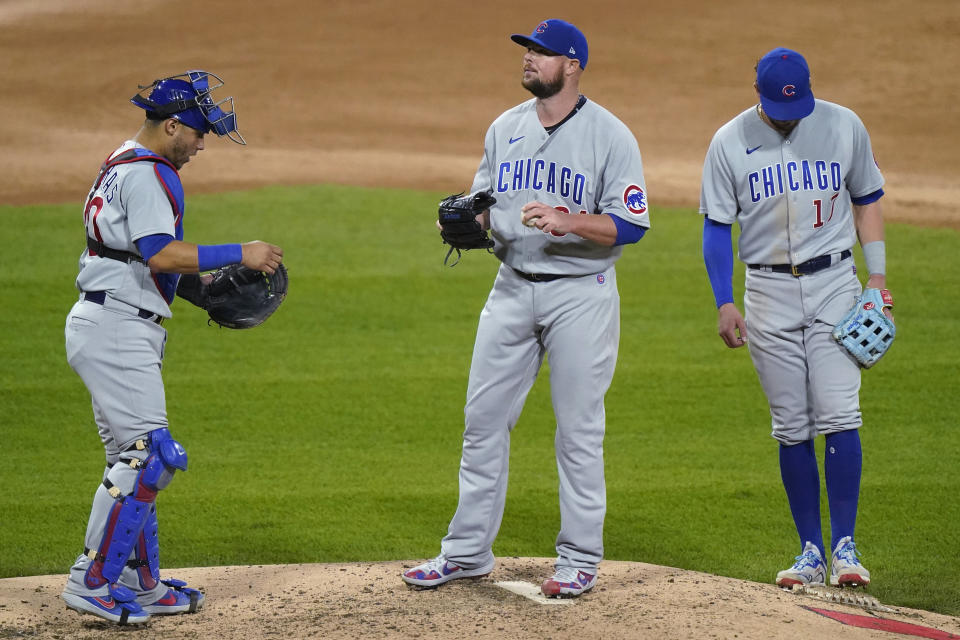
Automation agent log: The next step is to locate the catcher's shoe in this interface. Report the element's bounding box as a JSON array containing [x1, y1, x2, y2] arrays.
[[401, 554, 494, 587], [62, 583, 151, 625], [541, 566, 598, 597], [776, 541, 826, 588], [140, 578, 205, 615], [830, 536, 871, 587]]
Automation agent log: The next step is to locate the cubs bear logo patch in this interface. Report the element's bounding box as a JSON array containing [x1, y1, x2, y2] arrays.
[[623, 185, 647, 215]]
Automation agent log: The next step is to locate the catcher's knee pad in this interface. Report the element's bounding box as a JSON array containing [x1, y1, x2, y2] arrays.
[[84, 429, 187, 588], [143, 428, 188, 485], [139, 428, 188, 491]]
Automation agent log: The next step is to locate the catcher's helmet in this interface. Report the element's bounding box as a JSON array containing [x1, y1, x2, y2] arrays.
[[131, 70, 245, 144]]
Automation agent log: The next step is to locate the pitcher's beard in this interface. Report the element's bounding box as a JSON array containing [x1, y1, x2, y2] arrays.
[[523, 69, 564, 99]]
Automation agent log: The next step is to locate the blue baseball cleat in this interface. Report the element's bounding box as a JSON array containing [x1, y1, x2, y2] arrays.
[[62, 583, 150, 625], [140, 578, 205, 614], [776, 540, 826, 588], [831, 536, 871, 587]]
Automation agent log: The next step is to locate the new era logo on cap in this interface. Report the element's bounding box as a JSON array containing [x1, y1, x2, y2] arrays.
[[511, 19, 589, 69], [756, 47, 815, 121]]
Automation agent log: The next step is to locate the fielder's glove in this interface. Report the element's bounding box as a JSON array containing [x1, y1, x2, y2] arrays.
[[438, 190, 496, 266], [832, 288, 895, 368], [176, 263, 288, 329]]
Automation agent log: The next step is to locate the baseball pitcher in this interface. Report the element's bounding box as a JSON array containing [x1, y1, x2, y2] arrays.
[[405, 19, 649, 598]]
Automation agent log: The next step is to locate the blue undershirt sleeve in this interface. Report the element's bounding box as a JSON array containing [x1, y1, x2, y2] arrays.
[[135, 234, 175, 263], [850, 188, 884, 206], [702, 216, 735, 308], [606, 213, 646, 246]]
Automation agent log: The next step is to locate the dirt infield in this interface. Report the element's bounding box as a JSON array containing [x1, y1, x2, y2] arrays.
[[3, 559, 960, 639], [2, 1, 958, 638], [0, 0, 957, 226]]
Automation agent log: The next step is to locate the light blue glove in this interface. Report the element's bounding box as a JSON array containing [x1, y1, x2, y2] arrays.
[[832, 288, 896, 369]]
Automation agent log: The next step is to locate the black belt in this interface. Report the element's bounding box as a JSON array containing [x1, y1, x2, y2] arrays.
[[512, 268, 572, 283], [749, 250, 851, 277], [83, 291, 164, 324]]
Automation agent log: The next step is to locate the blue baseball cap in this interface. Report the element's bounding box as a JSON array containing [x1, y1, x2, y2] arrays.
[[756, 47, 815, 121], [511, 19, 588, 69]]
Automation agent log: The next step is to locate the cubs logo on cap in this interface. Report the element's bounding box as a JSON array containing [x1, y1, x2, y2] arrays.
[[623, 185, 647, 215], [756, 47, 815, 121], [511, 19, 589, 69]]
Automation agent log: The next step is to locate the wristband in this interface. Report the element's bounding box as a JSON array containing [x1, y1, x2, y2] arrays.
[[197, 244, 243, 272], [862, 241, 885, 275]]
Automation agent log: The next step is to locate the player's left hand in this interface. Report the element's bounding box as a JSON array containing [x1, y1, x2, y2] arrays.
[[865, 274, 894, 321], [522, 202, 572, 234]]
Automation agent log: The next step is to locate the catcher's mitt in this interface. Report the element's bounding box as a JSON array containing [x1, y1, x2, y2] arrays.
[[832, 288, 895, 368], [438, 190, 496, 266], [177, 264, 288, 329]]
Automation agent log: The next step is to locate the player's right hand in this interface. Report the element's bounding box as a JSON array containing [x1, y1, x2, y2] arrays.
[[241, 241, 283, 274], [717, 303, 748, 348]]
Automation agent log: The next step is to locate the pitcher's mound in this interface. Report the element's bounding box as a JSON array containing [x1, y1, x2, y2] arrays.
[[2, 558, 958, 639]]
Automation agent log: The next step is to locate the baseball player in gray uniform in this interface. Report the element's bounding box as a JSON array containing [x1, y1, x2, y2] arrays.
[[403, 19, 649, 598], [61, 70, 282, 625], [700, 48, 892, 588]]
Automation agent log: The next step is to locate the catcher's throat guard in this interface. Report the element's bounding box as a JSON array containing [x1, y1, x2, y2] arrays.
[[131, 70, 245, 144], [832, 287, 895, 369]]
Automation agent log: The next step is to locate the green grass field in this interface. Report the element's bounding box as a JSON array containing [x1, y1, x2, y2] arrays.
[[1, 185, 957, 616]]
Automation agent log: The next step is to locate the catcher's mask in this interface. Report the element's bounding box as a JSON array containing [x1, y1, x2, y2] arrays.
[[131, 70, 245, 145]]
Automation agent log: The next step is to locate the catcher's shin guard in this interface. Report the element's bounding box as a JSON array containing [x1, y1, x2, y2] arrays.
[[83, 429, 187, 589], [126, 506, 161, 591], [122, 505, 204, 614]]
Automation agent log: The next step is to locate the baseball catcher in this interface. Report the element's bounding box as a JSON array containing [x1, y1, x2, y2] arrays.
[[832, 288, 895, 368], [177, 263, 288, 328], [62, 69, 284, 626], [438, 190, 497, 265]]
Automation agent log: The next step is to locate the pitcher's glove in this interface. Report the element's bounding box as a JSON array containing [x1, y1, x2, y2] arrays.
[[832, 288, 895, 368], [438, 190, 496, 266], [177, 263, 288, 329]]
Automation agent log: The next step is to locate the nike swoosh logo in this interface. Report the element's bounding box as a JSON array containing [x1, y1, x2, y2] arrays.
[[509, 136, 525, 144], [746, 145, 762, 154]]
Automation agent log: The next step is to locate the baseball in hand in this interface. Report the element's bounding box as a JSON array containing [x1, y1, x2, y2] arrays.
[[522, 211, 541, 227]]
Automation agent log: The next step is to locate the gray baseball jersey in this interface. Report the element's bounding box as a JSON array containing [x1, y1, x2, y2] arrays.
[[440, 96, 647, 573], [700, 99, 884, 444], [471, 97, 649, 274], [76, 141, 178, 318], [701, 99, 883, 266]]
